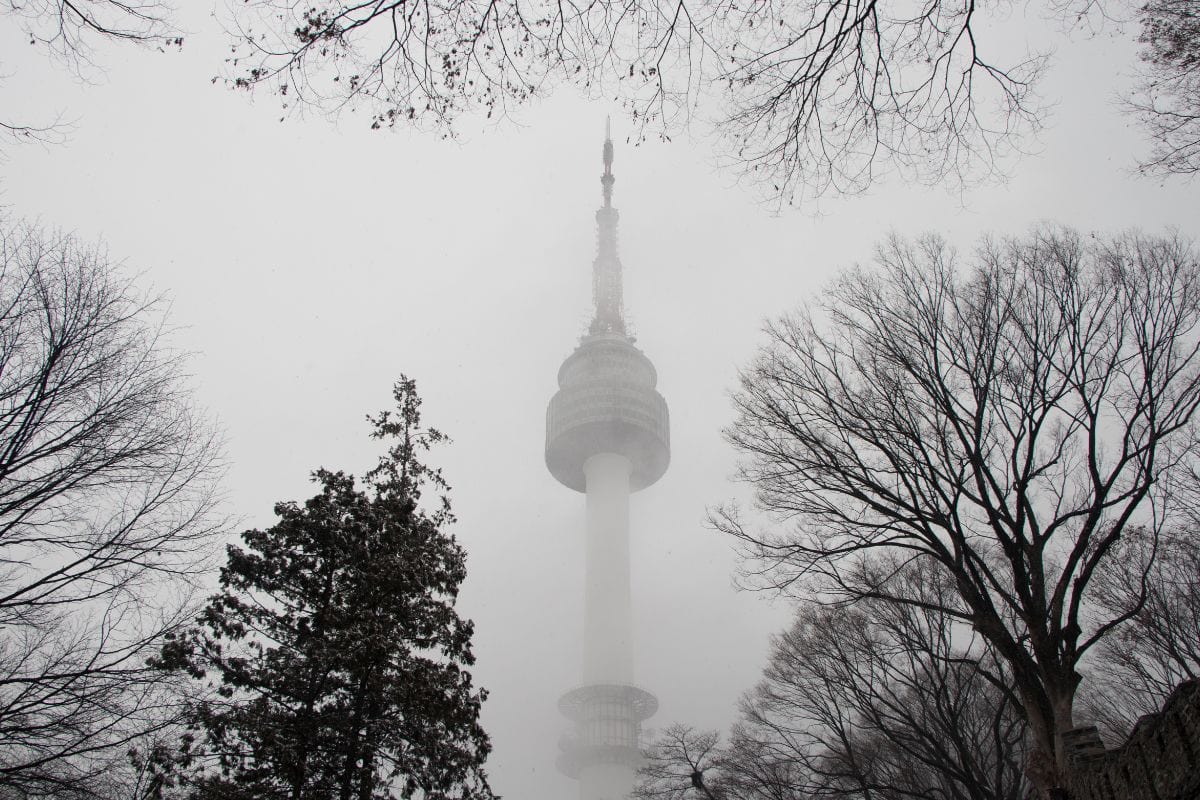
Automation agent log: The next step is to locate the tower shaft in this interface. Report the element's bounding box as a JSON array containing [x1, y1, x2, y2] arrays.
[[582, 452, 634, 685]]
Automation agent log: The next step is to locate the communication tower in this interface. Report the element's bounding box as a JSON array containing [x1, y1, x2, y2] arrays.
[[545, 123, 670, 800]]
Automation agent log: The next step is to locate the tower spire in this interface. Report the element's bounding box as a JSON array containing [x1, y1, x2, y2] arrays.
[[602, 116, 614, 208], [592, 118, 624, 335]]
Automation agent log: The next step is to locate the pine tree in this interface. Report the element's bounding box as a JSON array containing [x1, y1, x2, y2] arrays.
[[157, 378, 493, 800]]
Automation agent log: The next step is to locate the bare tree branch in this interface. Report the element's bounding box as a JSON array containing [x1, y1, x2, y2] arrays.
[[1080, 513, 1200, 741], [1, 0, 181, 147], [223, 0, 1051, 203]]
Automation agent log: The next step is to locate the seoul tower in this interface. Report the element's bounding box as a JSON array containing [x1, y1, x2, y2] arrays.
[[546, 123, 669, 800]]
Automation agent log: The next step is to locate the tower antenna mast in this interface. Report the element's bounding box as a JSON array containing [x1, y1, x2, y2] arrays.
[[592, 117, 624, 335]]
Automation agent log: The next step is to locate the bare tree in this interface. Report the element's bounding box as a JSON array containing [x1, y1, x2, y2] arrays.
[[715, 228, 1200, 797], [638, 559, 1027, 800], [0, 217, 223, 797], [640, 725, 728, 800], [764, 567, 1027, 800], [1134, 0, 1200, 176]]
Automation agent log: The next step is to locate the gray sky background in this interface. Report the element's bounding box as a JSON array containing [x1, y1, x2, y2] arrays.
[[3, 3, 1199, 798]]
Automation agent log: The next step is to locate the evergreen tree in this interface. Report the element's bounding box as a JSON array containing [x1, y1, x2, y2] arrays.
[[157, 378, 493, 800]]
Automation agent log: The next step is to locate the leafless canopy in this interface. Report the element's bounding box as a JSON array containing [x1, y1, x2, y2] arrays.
[[638, 561, 1027, 800], [639, 725, 729, 800], [0, 218, 223, 796], [1134, 0, 1200, 175], [226, 0, 1044, 202], [717, 228, 1200, 795], [1081, 515, 1200, 739]]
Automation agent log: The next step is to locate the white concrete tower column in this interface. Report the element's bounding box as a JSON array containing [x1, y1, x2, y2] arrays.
[[582, 452, 634, 686], [580, 452, 637, 800]]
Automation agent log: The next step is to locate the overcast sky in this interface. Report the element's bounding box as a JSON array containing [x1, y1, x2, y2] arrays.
[[3, 2, 1199, 798]]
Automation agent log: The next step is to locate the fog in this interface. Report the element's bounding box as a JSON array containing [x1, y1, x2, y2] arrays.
[[2, 2, 1198, 797]]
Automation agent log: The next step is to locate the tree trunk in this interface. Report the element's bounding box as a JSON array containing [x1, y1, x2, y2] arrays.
[[339, 671, 371, 800], [1023, 681, 1076, 800]]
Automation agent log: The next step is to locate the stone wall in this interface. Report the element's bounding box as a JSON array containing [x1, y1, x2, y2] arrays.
[[1064, 679, 1200, 800]]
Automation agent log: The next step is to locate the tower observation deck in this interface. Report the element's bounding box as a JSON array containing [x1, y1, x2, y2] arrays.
[[546, 124, 669, 800]]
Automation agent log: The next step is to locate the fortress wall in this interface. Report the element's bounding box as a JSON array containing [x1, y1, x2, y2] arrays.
[[1065, 679, 1200, 800]]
